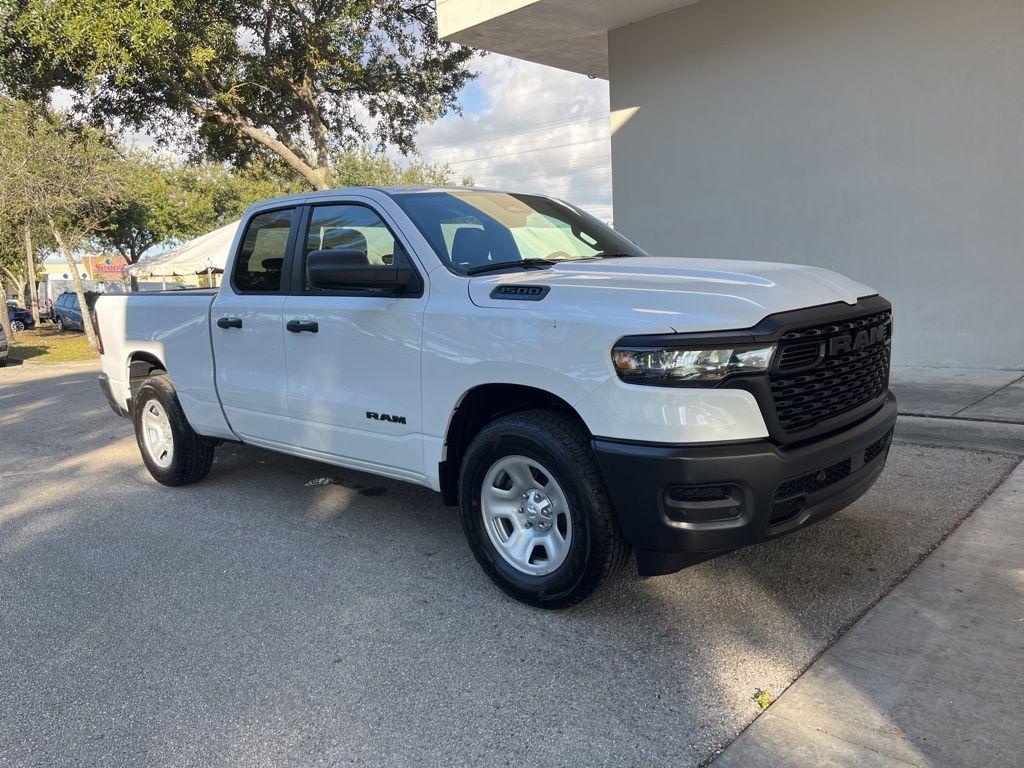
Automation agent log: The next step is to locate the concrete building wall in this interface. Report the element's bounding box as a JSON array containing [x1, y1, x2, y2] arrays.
[[609, 0, 1024, 369]]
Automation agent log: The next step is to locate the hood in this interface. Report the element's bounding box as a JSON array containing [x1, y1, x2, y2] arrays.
[[468, 257, 877, 333]]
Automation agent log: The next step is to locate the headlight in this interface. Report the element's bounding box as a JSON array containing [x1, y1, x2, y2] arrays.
[[611, 344, 775, 385]]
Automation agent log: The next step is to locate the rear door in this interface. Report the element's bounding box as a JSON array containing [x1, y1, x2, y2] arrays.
[[282, 198, 426, 479], [210, 206, 300, 447]]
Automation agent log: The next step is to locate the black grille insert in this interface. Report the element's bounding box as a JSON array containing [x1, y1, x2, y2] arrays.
[[864, 429, 893, 465], [776, 457, 852, 499], [770, 310, 891, 434]]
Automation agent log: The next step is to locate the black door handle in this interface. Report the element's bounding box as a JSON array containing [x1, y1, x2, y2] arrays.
[[286, 319, 319, 334], [217, 316, 243, 329]]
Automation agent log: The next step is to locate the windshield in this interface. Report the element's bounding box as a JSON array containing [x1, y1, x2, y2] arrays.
[[390, 190, 646, 275]]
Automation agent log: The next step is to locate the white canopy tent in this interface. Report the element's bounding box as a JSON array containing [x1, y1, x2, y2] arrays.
[[126, 220, 240, 278]]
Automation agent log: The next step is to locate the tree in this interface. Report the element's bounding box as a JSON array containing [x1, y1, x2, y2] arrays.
[[3, 0, 475, 190], [0, 100, 128, 349], [0, 217, 21, 341], [330, 147, 471, 187], [95, 154, 234, 265]]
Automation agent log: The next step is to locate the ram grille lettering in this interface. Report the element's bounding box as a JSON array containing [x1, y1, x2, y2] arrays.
[[828, 324, 888, 356]]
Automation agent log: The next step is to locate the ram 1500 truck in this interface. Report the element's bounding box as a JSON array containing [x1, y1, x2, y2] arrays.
[[96, 187, 896, 608]]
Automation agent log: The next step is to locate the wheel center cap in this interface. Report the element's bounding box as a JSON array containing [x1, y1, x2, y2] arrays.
[[523, 489, 553, 531]]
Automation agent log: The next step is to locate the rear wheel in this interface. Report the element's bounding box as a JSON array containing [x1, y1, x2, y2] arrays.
[[10, 320, 24, 332], [132, 374, 215, 486], [459, 410, 630, 608]]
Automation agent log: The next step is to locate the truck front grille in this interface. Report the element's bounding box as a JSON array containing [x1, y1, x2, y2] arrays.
[[769, 309, 892, 435]]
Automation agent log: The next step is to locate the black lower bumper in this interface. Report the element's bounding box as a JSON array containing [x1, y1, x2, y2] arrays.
[[98, 373, 131, 419], [593, 393, 898, 576]]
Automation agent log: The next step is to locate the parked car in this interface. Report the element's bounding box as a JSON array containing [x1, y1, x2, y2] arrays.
[[0, 324, 8, 367], [52, 291, 99, 332], [95, 187, 896, 608], [7, 305, 35, 332]]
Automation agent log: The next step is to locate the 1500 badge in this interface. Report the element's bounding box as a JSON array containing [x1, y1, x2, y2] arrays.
[[366, 411, 407, 424]]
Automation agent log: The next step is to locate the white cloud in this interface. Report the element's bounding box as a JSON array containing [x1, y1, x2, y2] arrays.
[[416, 55, 613, 222]]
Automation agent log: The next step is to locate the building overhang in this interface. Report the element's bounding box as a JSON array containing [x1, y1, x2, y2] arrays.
[[437, 0, 699, 78]]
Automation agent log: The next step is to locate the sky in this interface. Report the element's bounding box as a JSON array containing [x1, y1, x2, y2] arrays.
[[415, 54, 614, 222]]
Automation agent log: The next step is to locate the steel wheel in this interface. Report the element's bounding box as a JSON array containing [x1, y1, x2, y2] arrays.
[[480, 455, 573, 576], [140, 400, 174, 469]]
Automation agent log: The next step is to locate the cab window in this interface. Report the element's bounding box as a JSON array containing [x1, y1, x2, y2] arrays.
[[302, 204, 412, 292], [233, 209, 295, 292]]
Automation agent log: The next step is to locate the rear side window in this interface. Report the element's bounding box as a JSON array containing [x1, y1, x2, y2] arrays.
[[233, 209, 295, 292]]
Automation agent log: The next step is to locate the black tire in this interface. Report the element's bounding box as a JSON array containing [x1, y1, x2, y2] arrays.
[[132, 374, 215, 486], [459, 409, 630, 609], [11, 320, 24, 332]]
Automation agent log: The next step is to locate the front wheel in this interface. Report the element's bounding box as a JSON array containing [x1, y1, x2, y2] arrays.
[[55, 318, 65, 333], [132, 374, 215, 486], [459, 410, 630, 609]]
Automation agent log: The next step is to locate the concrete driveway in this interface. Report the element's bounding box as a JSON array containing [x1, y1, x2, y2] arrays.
[[0, 362, 1017, 767]]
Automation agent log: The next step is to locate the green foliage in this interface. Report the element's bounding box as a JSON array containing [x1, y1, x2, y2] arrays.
[[329, 148, 469, 188], [2, 0, 476, 189], [0, 98, 128, 348], [0, 99, 128, 235], [0, 217, 24, 289], [753, 689, 775, 710]]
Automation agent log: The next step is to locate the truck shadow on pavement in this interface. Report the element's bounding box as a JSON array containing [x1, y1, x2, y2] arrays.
[[1, 366, 1018, 767]]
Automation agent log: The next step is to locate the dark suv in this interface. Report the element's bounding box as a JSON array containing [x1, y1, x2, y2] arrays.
[[52, 290, 99, 333], [52, 292, 99, 333], [7, 304, 35, 332]]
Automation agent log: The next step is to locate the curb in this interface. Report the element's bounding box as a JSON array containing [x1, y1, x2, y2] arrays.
[[895, 413, 1024, 455]]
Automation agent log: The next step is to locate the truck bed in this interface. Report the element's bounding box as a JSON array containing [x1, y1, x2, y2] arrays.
[[95, 291, 234, 440]]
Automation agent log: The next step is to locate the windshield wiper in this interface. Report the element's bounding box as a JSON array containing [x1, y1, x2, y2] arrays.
[[466, 258, 556, 276]]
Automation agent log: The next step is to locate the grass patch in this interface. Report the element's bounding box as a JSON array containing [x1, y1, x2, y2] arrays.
[[6, 326, 99, 363]]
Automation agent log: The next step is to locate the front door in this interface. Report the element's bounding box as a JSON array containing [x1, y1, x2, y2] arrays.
[[211, 206, 298, 447], [282, 200, 426, 480]]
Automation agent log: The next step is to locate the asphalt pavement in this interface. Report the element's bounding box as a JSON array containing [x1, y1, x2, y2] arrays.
[[0, 362, 1017, 767]]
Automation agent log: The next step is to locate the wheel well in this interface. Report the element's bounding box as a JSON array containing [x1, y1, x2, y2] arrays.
[[438, 384, 589, 506], [127, 352, 167, 403]]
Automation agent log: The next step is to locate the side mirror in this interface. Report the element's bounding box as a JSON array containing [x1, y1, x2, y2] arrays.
[[306, 248, 412, 292]]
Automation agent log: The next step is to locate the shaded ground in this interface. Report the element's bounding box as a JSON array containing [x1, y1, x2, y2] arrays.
[[0, 362, 1017, 767], [4, 326, 98, 364]]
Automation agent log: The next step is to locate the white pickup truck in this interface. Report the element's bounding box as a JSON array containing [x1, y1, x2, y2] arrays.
[[96, 187, 896, 608]]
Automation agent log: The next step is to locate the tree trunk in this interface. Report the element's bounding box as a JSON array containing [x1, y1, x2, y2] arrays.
[[235, 122, 330, 190], [24, 222, 40, 324], [0, 276, 14, 343], [48, 218, 100, 350]]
